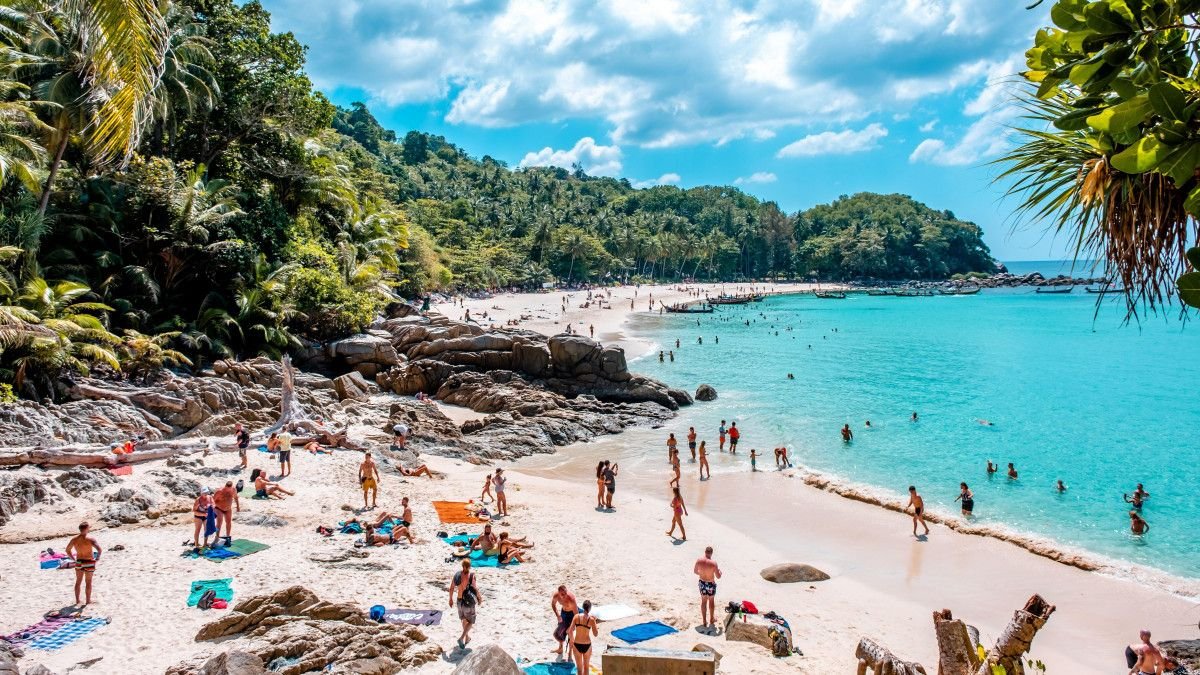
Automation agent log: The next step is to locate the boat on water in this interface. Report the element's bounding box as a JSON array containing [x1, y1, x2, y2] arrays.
[[1086, 284, 1126, 294], [940, 285, 982, 296], [866, 288, 895, 296], [814, 291, 847, 299], [664, 303, 714, 313], [1035, 285, 1074, 294], [705, 294, 753, 305], [894, 288, 935, 297]]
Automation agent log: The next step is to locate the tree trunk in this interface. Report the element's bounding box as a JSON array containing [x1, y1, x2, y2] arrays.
[[567, 254, 576, 284], [975, 595, 1055, 675], [37, 135, 69, 217], [855, 637, 927, 675], [262, 354, 309, 435], [0, 441, 223, 468], [932, 609, 980, 675]]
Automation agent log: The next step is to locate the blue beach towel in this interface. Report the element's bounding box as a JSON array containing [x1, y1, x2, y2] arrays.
[[204, 506, 218, 538], [183, 547, 239, 561], [523, 662, 577, 675], [438, 534, 518, 567], [187, 578, 234, 607], [28, 617, 108, 651], [611, 620, 677, 644]]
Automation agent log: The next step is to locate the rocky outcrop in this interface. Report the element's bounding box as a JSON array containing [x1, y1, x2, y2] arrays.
[[169, 586, 439, 675], [333, 372, 374, 401], [1160, 640, 1200, 670], [189, 650, 267, 675], [760, 563, 830, 583], [0, 475, 54, 527], [54, 467, 117, 497], [695, 384, 717, 401], [452, 644, 521, 675]]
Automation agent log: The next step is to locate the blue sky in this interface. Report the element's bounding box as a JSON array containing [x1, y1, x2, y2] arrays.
[[259, 0, 1070, 261]]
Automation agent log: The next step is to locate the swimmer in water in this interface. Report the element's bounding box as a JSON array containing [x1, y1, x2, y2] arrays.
[[911, 412, 919, 422], [976, 419, 994, 427], [864, 420, 872, 428], [986, 461, 997, 475], [787, 373, 794, 380], [840, 424, 853, 443], [1007, 463, 1018, 479], [1056, 479, 1067, 492]]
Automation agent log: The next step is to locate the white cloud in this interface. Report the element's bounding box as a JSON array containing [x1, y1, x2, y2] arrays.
[[518, 137, 623, 176], [632, 173, 682, 188], [919, 119, 938, 132], [446, 80, 511, 126], [734, 171, 778, 185], [777, 124, 888, 158], [908, 54, 1023, 166]]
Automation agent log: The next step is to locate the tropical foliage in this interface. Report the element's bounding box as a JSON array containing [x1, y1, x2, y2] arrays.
[[1003, 0, 1200, 311], [0, 0, 995, 400]]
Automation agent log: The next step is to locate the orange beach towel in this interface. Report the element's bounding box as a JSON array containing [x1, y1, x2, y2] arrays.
[[432, 501, 487, 524]]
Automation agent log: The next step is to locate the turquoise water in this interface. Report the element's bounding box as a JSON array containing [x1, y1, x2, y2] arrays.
[[1001, 259, 1102, 277], [628, 288, 1200, 579]]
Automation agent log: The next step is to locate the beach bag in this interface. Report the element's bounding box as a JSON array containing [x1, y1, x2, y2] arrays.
[[197, 589, 216, 610], [235, 480, 244, 493], [454, 572, 478, 607], [741, 600, 759, 614], [369, 605, 386, 623]]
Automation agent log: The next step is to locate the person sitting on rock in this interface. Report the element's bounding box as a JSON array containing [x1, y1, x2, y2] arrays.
[[254, 470, 294, 499]]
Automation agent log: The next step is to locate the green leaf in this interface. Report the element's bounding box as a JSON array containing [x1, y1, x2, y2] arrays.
[[1156, 144, 1200, 185], [1087, 95, 1152, 133], [1111, 77, 1138, 100], [1085, 3, 1133, 35], [1187, 246, 1200, 270], [1051, 3, 1086, 29], [1110, 135, 1172, 173], [1036, 75, 1066, 100], [1184, 186, 1200, 217], [1055, 108, 1104, 131], [1149, 83, 1188, 121], [1069, 60, 1105, 87], [1178, 272, 1200, 309]]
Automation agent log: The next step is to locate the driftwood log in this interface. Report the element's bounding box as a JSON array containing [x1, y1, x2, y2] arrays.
[[856, 637, 927, 675], [0, 440, 218, 468], [975, 595, 1055, 675], [932, 609, 980, 675]]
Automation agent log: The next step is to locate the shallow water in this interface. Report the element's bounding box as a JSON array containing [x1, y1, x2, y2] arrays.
[[540, 287, 1200, 579]]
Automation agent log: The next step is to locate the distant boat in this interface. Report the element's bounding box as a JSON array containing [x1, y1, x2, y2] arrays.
[[1086, 284, 1126, 294], [814, 291, 847, 299], [1035, 285, 1074, 294], [894, 288, 934, 297], [941, 285, 981, 295], [705, 294, 752, 305], [866, 288, 895, 296], [665, 303, 714, 313]]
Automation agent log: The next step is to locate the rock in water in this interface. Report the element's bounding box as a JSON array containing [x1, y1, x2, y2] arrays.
[[695, 384, 718, 401], [760, 563, 830, 583], [452, 644, 521, 675]]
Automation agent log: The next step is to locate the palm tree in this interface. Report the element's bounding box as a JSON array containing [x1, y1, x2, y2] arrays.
[[0, 81, 48, 191], [148, 2, 217, 155], [10, 276, 120, 392]]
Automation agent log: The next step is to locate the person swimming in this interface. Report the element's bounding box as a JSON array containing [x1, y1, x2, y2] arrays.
[[1056, 479, 1067, 492], [911, 412, 919, 422], [986, 461, 998, 475], [1007, 463, 1018, 479]]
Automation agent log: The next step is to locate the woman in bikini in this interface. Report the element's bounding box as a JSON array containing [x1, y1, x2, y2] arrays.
[[497, 533, 531, 564], [595, 461, 607, 509], [666, 487, 688, 541], [570, 600, 599, 675], [192, 488, 215, 552]]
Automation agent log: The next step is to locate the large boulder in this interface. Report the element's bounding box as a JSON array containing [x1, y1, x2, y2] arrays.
[[695, 384, 718, 401], [547, 335, 601, 373], [0, 475, 54, 527], [55, 467, 118, 497], [511, 341, 551, 377], [452, 644, 521, 675], [333, 372, 374, 401], [598, 346, 630, 381], [760, 563, 830, 583], [329, 334, 402, 367], [193, 650, 268, 675]]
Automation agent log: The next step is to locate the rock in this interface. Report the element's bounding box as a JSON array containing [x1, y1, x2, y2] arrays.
[[511, 341, 550, 377], [192, 650, 267, 675], [547, 335, 601, 374], [760, 563, 830, 583], [1160, 639, 1200, 670], [451, 644, 521, 675], [694, 384, 717, 401], [24, 664, 56, 675], [330, 334, 402, 367], [171, 586, 439, 675], [150, 471, 202, 497], [236, 513, 287, 528], [0, 651, 19, 675], [0, 475, 55, 527], [724, 612, 788, 654], [333, 372, 374, 401], [110, 544, 125, 551], [692, 643, 722, 668], [55, 467, 118, 497]]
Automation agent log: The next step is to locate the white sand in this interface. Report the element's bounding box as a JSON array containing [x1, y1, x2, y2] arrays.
[[1, 286, 1194, 674]]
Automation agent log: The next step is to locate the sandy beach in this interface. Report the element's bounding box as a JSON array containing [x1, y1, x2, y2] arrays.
[[1, 287, 1195, 674]]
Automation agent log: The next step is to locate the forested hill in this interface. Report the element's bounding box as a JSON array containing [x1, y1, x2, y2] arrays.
[[0, 0, 993, 399]]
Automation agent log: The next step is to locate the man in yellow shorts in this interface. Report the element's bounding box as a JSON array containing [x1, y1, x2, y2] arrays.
[[359, 452, 381, 509]]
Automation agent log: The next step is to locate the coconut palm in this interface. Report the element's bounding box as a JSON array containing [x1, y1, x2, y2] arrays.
[[0, 82, 48, 191], [148, 2, 216, 155]]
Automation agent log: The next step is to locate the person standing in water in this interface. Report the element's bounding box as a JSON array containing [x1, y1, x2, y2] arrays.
[[841, 424, 853, 443], [65, 521, 101, 608], [687, 427, 697, 461], [693, 546, 722, 630], [1056, 479, 1068, 493], [955, 482, 974, 516], [666, 433, 678, 461], [987, 460, 998, 476], [718, 420, 727, 451], [1129, 511, 1150, 535], [728, 422, 740, 453], [1007, 463, 1018, 479], [669, 450, 681, 488], [1124, 483, 1150, 509], [905, 486, 930, 536], [698, 441, 710, 480], [667, 487, 688, 541], [911, 412, 919, 422]]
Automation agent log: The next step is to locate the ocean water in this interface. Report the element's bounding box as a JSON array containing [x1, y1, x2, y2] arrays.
[[1001, 259, 1102, 277], [622, 287, 1199, 579]]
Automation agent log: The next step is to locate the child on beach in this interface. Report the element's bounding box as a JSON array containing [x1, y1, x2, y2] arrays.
[[749, 449, 758, 471]]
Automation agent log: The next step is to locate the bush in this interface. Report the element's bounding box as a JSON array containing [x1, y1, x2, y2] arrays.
[[0, 383, 16, 404], [285, 268, 380, 339]]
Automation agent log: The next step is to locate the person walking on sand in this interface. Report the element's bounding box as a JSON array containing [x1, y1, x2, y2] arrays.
[[667, 487, 688, 541], [841, 424, 853, 443], [192, 487, 215, 552], [589, 324, 594, 338], [694, 546, 722, 630], [493, 468, 509, 517], [360, 452, 381, 509], [666, 433, 678, 461], [698, 442, 710, 480], [480, 473, 494, 503], [65, 521, 100, 608], [277, 429, 293, 477], [728, 422, 740, 453], [603, 462, 618, 509], [450, 559, 481, 650], [1128, 629, 1162, 675], [234, 423, 250, 470], [213, 481, 240, 545], [955, 482, 974, 517], [551, 585, 578, 660], [718, 420, 727, 451], [687, 427, 697, 461], [570, 601, 599, 675], [905, 486, 930, 536], [1130, 511, 1150, 535], [669, 450, 681, 488]]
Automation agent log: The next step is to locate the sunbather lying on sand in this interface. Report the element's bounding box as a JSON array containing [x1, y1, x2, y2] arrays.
[[304, 441, 332, 454], [254, 472, 294, 499], [364, 523, 414, 545], [401, 463, 434, 478]]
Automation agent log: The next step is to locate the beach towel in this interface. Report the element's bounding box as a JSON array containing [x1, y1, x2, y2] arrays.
[[39, 551, 70, 570], [187, 579, 234, 607], [381, 608, 442, 626], [28, 617, 108, 651], [106, 465, 133, 476], [223, 539, 270, 557], [1, 616, 72, 646], [184, 547, 240, 561], [432, 501, 487, 524], [590, 604, 640, 622], [522, 662, 601, 675], [204, 506, 218, 538], [438, 535, 517, 567], [611, 620, 677, 644]]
